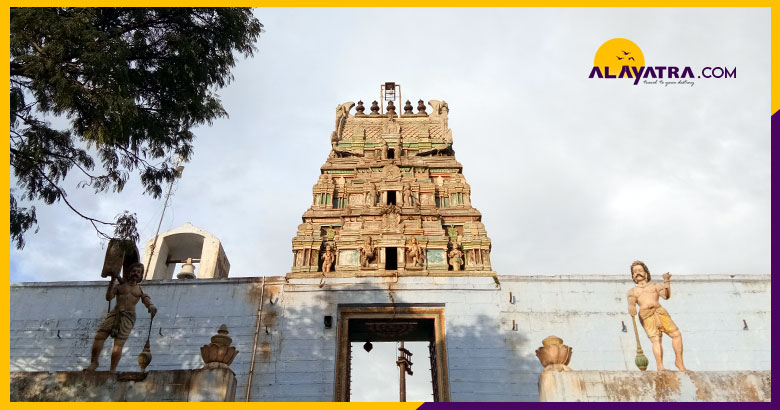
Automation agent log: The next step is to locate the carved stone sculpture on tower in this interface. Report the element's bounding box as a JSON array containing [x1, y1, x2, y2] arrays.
[[448, 246, 464, 271], [85, 263, 157, 372], [295, 250, 304, 267], [447, 225, 458, 243], [428, 99, 450, 134], [627, 260, 686, 371], [321, 244, 336, 273], [381, 206, 402, 230], [428, 100, 448, 117], [402, 183, 412, 207], [360, 237, 377, 268], [406, 237, 424, 268], [365, 183, 377, 207], [333, 102, 354, 138], [326, 227, 336, 241], [380, 139, 389, 160]]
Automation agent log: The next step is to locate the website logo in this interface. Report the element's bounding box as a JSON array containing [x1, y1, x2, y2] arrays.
[[588, 38, 736, 87]]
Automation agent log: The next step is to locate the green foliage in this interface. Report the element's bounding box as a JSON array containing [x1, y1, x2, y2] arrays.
[[10, 8, 263, 248], [10, 194, 37, 250], [113, 211, 140, 245]]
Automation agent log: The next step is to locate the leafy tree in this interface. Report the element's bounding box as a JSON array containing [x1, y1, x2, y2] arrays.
[[10, 7, 263, 249]]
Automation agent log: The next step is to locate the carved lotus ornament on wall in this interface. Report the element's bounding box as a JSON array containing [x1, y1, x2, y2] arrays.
[[200, 324, 239, 370], [535, 336, 572, 371]]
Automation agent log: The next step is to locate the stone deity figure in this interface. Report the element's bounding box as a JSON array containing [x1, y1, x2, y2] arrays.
[[360, 237, 377, 267], [365, 183, 377, 207], [402, 184, 412, 207], [627, 260, 686, 371], [295, 250, 304, 267], [380, 139, 389, 160], [322, 244, 336, 273], [448, 247, 464, 271], [86, 263, 157, 372], [406, 237, 424, 267]]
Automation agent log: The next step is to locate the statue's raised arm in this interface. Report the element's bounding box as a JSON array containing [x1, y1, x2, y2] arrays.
[[659, 272, 672, 300]]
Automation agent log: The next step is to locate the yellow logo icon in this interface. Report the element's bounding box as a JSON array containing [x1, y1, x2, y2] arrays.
[[593, 38, 645, 78]]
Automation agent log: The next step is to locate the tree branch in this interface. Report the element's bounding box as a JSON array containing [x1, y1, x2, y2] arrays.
[[29, 162, 115, 239], [117, 144, 160, 171]]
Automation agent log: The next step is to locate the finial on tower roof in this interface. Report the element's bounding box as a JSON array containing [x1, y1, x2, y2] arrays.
[[386, 101, 397, 117], [403, 100, 414, 115], [417, 99, 427, 115]]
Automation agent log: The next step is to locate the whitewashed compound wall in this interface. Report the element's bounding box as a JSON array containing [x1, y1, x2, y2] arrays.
[[10, 274, 770, 402]]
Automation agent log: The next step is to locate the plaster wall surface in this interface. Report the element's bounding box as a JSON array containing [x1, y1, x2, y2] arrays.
[[538, 370, 771, 402], [10, 274, 770, 402], [10, 368, 237, 402]]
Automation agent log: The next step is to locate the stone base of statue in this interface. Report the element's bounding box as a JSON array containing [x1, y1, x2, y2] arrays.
[[404, 264, 424, 271], [360, 264, 379, 270], [537, 370, 770, 402], [10, 369, 236, 402]]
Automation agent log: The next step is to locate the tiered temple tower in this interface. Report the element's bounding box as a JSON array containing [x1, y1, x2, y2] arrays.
[[290, 83, 492, 277]]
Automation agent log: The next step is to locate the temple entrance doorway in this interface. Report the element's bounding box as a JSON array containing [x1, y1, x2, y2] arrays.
[[335, 305, 449, 402]]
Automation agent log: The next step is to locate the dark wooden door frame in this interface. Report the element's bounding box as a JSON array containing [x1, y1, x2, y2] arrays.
[[334, 304, 450, 402]]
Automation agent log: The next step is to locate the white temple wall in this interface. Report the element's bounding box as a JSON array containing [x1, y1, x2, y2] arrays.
[[10, 274, 770, 402]]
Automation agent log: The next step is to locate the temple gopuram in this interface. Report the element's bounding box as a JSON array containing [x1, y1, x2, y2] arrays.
[[291, 83, 491, 278]]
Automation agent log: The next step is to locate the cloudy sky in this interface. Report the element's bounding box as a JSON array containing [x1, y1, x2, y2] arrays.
[[10, 8, 771, 284]]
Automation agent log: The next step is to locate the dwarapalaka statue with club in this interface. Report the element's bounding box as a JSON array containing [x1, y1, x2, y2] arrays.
[[85, 251, 157, 372], [627, 260, 686, 371]]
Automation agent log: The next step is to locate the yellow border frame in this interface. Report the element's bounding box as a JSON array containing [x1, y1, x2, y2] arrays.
[[4, 4, 777, 408]]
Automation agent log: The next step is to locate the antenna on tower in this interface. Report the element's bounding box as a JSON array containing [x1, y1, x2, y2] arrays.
[[143, 158, 185, 278]]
